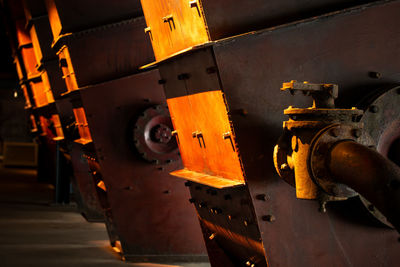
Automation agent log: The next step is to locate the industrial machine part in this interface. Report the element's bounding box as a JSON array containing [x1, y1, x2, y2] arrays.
[[154, 1, 400, 265], [1, 0, 105, 217], [133, 105, 180, 164], [140, 0, 378, 61], [273, 81, 400, 231], [273, 81, 365, 200], [53, 17, 154, 92], [42, 1, 208, 259], [357, 86, 400, 226], [44, 0, 142, 40], [67, 70, 207, 261]]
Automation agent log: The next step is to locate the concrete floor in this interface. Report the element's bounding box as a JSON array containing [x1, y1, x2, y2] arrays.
[[0, 164, 210, 267]]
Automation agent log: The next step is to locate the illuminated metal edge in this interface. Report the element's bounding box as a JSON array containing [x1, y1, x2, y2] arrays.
[[73, 138, 92, 145], [140, 42, 214, 70], [170, 168, 245, 189]]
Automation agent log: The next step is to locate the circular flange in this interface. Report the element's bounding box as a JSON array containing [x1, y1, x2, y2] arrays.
[[358, 86, 400, 228], [309, 124, 374, 198], [360, 86, 400, 159], [133, 105, 179, 164]]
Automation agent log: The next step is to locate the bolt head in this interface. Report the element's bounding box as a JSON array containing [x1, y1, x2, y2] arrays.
[[256, 194, 266, 201], [369, 72, 381, 79], [280, 163, 290, 171], [330, 128, 340, 137], [369, 105, 379, 113], [352, 129, 362, 138], [262, 214, 276, 222]]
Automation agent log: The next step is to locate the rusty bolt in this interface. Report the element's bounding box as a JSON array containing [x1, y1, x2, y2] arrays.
[[368, 72, 381, 79], [209, 233, 216, 240], [369, 105, 379, 113], [213, 208, 222, 214], [262, 214, 276, 222], [330, 128, 340, 137], [199, 202, 207, 208], [352, 129, 362, 138], [256, 194, 266, 201], [280, 163, 290, 171], [319, 201, 327, 213]]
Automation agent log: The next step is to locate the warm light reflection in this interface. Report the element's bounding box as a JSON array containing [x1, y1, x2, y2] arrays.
[[167, 91, 245, 188], [72, 108, 93, 144]]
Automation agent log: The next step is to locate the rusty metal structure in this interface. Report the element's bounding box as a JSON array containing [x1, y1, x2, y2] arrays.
[[139, 0, 400, 266], [0, 0, 104, 218], [1, 0, 400, 266], [0, 0, 208, 262]]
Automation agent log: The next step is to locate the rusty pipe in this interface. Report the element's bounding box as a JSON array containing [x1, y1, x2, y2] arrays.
[[327, 140, 400, 232]]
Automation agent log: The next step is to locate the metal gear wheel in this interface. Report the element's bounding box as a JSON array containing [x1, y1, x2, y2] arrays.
[[133, 105, 179, 164]]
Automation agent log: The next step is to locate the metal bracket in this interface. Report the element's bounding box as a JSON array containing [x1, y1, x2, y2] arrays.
[[189, 0, 201, 16], [222, 132, 236, 152], [192, 131, 205, 148], [162, 14, 175, 30], [144, 26, 153, 40], [172, 130, 179, 145]]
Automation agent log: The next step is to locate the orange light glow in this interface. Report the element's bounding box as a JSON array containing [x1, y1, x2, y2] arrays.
[[72, 108, 93, 144], [140, 0, 210, 61], [167, 90, 245, 188], [97, 181, 107, 192], [51, 114, 64, 141]]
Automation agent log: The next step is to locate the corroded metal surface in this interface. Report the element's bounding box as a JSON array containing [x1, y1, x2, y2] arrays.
[[76, 69, 207, 260], [45, 0, 142, 39], [54, 17, 154, 92], [141, 0, 378, 61], [158, 1, 400, 265]]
